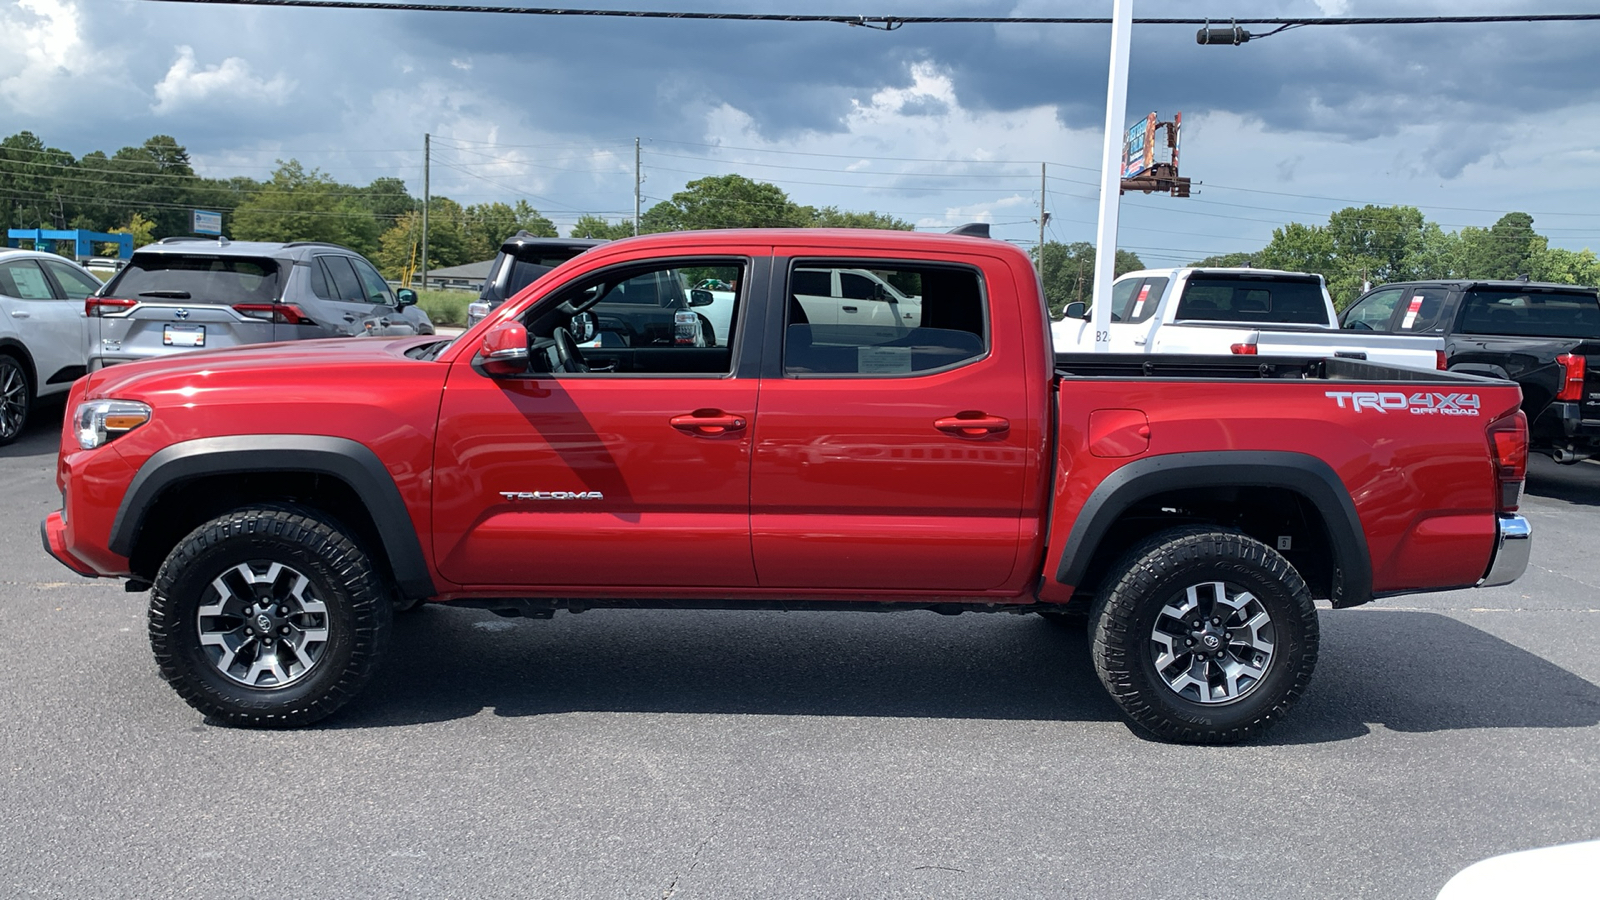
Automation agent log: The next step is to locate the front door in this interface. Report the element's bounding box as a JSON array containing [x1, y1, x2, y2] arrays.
[[432, 256, 760, 588]]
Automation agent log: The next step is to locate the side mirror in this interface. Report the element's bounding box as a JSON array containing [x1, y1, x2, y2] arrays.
[[1063, 301, 1088, 320], [689, 289, 714, 307], [395, 288, 418, 308], [474, 320, 530, 377]]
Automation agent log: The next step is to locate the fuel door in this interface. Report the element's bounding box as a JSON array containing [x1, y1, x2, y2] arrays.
[[1088, 408, 1150, 458]]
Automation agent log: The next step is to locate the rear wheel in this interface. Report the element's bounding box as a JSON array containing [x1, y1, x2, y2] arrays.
[[1088, 527, 1318, 744], [0, 354, 32, 446], [148, 506, 392, 727]]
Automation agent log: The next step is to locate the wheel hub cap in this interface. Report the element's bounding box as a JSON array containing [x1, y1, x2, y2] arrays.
[[1149, 580, 1276, 706], [196, 561, 330, 688]]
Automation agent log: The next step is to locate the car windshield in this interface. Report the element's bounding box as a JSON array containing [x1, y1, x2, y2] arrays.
[[1176, 276, 1330, 325], [110, 256, 282, 305], [1457, 289, 1600, 338]]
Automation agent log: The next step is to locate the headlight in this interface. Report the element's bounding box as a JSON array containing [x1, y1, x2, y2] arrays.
[[75, 399, 152, 450]]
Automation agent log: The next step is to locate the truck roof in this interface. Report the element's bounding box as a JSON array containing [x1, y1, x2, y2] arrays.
[[1120, 266, 1323, 281]]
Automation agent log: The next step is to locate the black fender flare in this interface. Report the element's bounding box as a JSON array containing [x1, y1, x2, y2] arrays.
[[109, 435, 437, 600], [1054, 450, 1373, 608], [1449, 362, 1511, 381]]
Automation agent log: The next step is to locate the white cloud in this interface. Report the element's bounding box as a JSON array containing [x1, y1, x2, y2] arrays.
[[0, 0, 108, 114], [152, 46, 294, 115]]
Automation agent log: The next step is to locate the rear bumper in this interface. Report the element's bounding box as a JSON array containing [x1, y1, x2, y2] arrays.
[[1477, 514, 1531, 588], [40, 512, 101, 578]]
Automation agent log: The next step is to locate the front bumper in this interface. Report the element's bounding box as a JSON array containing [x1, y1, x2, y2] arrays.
[[41, 512, 101, 578], [1478, 514, 1531, 588]]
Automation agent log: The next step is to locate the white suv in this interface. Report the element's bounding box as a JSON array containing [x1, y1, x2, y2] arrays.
[[0, 248, 101, 444]]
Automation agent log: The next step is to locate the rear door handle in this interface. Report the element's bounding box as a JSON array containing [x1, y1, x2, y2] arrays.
[[934, 413, 1010, 438], [11, 311, 28, 318], [670, 411, 747, 437], [841, 305, 858, 313]]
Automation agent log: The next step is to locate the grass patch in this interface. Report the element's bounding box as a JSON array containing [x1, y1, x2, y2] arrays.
[[416, 289, 475, 327]]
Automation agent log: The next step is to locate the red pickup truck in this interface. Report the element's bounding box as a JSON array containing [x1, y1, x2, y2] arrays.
[[43, 228, 1532, 744]]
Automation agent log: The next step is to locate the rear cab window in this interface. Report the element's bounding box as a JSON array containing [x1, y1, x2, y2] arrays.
[[784, 261, 986, 376], [109, 255, 282, 305], [1457, 288, 1600, 338], [1176, 274, 1330, 325]]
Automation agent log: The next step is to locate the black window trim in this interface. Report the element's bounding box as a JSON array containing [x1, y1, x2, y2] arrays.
[[775, 256, 991, 380]]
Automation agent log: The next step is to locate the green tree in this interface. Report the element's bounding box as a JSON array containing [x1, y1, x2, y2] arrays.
[[644, 174, 810, 232], [1031, 241, 1144, 317], [1529, 246, 1600, 286], [0, 131, 74, 231], [232, 160, 381, 255], [1189, 252, 1256, 268], [806, 206, 914, 230], [109, 212, 157, 251], [569, 215, 635, 239], [1461, 212, 1540, 279]]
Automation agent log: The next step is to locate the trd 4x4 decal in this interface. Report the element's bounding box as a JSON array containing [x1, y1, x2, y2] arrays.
[[1325, 391, 1481, 416]]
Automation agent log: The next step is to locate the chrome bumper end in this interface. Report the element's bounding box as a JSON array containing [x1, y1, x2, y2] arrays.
[[1478, 514, 1531, 588]]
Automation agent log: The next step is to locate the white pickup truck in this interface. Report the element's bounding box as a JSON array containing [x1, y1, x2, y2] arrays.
[[1051, 267, 1445, 369]]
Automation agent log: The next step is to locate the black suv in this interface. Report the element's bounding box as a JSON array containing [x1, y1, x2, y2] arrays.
[[465, 234, 605, 327], [1341, 278, 1600, 462]]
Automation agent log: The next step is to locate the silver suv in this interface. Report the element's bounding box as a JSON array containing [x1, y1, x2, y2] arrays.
[[89, 238, 429, 371]]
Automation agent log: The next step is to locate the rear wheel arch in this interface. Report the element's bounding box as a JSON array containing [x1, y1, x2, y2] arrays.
[[112, 436, 437, 602], [0, 339, 38, 390], [1055, 451, 1372, 609]]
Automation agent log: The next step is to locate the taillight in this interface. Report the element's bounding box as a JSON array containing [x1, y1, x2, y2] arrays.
[[86, 297, 138, 317], [1436, 350, 1448, 371], [1555, 353, 1585, 402], [1487, 410, 1528, 513], [1229, 342, 1258, 355], [233, 303, 315, 326]]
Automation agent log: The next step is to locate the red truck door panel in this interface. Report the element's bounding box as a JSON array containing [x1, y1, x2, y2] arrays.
[[432, 258, 759, 588], [751, 256, 1035, 591]]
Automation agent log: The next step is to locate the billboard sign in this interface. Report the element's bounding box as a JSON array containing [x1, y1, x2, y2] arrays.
[[191, 210, 223, 236], [1121, 113, 1158, 178]]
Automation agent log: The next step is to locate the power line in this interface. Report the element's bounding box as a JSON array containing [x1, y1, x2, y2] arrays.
[[127, 2, 1600, 29]]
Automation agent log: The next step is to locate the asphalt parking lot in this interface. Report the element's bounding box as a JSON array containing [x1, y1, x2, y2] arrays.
[[2, 400, 1596, 899]]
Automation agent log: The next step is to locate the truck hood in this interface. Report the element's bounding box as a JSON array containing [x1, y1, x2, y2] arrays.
[[84, 335, 445, 399]]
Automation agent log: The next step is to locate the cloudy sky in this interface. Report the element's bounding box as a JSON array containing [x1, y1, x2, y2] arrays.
[[4, 0, 1598, 263]]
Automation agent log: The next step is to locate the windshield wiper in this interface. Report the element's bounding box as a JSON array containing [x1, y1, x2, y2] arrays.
[[137, 290, 192, 299]]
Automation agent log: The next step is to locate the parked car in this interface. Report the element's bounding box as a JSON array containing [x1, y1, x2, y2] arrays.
[[82, 257, 128, 279], [465, 233, 605, 327], [46, 227, 1531, 743], [0, 248, 101, 444], [1341, 278, 1600, 462], [1053, 267, 1446, 370], [88, 238, 423, 370]]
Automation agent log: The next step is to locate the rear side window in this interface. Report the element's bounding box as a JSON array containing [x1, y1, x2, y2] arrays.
[[1112, 276, 1167, 323], [1457, 289, 1600, 338], [784, 262, 985, 376], [111, 255, 281, 305], [1176, 276, 1329, 325], [1395, 287, 1450, 332], [320, 257, 367, 303], [41, 259, 102, 301]]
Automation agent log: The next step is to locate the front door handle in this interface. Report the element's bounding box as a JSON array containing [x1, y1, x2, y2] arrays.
[[670, 410, 747, 437], [841, 305, 858, 313], [11, 311, 29, 318], [934, 413, 1010, 438]]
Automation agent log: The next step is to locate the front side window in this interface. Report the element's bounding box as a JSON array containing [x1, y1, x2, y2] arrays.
[[1112, 276, 1167, 323], [350, 258, 394, 305], [784, 262, 985, 376], [527, 260, 744, 375], [1343, 288, 1403, 331]]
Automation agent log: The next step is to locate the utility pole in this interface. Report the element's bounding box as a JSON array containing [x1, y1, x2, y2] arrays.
[[1037, 162, 1047, 273], [634, 137, 641, 236], [421, 133, 430, 291], [1090, 0, 1134, 353]]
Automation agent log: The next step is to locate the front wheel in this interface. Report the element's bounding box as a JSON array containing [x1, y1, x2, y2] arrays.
[[148, 506, 392, 727], [1088, 527, 1319, 745], [0, 354, 32, 446]]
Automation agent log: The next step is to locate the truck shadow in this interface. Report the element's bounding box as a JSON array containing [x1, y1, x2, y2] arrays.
[[336, 606, 1600, 743], [1524, 454, 1600, 507]]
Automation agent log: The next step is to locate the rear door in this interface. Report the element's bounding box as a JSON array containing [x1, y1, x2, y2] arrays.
[[312, 255, 396, 336], [750, 252, 1036, 592]]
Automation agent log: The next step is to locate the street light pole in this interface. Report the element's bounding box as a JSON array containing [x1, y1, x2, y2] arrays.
[[1090, 0, 1134, 353]]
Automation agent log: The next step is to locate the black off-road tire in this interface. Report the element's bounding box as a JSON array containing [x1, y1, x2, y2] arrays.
[[148, 506, 392, 727], [0, 353, 33, 446], [1088, 526, 1319, 745]]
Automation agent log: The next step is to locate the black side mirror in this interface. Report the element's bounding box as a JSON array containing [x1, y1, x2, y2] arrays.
[[689, 289, 714, 307], [1063, 301, 1088, 320], [395, 288, 418, 308]]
